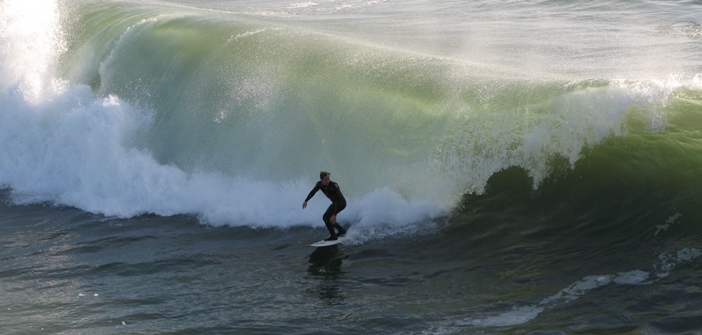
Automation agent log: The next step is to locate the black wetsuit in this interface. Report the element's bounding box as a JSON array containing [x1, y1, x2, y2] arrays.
[[305, 181, 347, 237]]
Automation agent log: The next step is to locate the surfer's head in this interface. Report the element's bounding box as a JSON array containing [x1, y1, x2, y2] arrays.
[[320, 171, 330, 185]]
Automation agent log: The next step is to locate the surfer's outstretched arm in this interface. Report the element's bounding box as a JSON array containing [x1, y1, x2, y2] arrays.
[[303, 183, 321, 208]]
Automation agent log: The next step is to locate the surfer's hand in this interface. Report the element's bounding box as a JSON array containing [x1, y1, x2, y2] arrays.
[[331, 215, 336, 223], [302, 201, 307, 209]]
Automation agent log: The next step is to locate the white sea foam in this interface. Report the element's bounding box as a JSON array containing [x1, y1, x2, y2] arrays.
[[287, 1, 317, 9], [613, 270, 650, 285], [455, 305, 545, 328], [0, 79, 445, 227], [656, 248, 702, 278], [0, 0, 447, 231], [655, 212, 682, 236], [0, 79, 446, 228]]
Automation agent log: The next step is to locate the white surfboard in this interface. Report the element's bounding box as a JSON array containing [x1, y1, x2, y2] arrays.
[[308, 235, 345, 247]]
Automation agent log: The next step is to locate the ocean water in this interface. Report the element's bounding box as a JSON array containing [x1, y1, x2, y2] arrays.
[[1, 0, 701, 333]]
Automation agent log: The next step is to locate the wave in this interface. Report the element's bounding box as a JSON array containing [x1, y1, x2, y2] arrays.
[[1, 0, 701, 236]]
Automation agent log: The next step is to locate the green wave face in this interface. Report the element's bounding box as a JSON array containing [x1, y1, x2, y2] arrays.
[[55, 2, 702, 210]]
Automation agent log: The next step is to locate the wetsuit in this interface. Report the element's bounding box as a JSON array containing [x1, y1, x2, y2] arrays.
[[305, 181, 347, 238]]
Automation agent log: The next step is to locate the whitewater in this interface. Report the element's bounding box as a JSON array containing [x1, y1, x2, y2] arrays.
[[1, 0, 455, 233]]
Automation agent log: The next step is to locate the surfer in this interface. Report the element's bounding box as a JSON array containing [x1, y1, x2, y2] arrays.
[[303, 171, 347, 241]]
